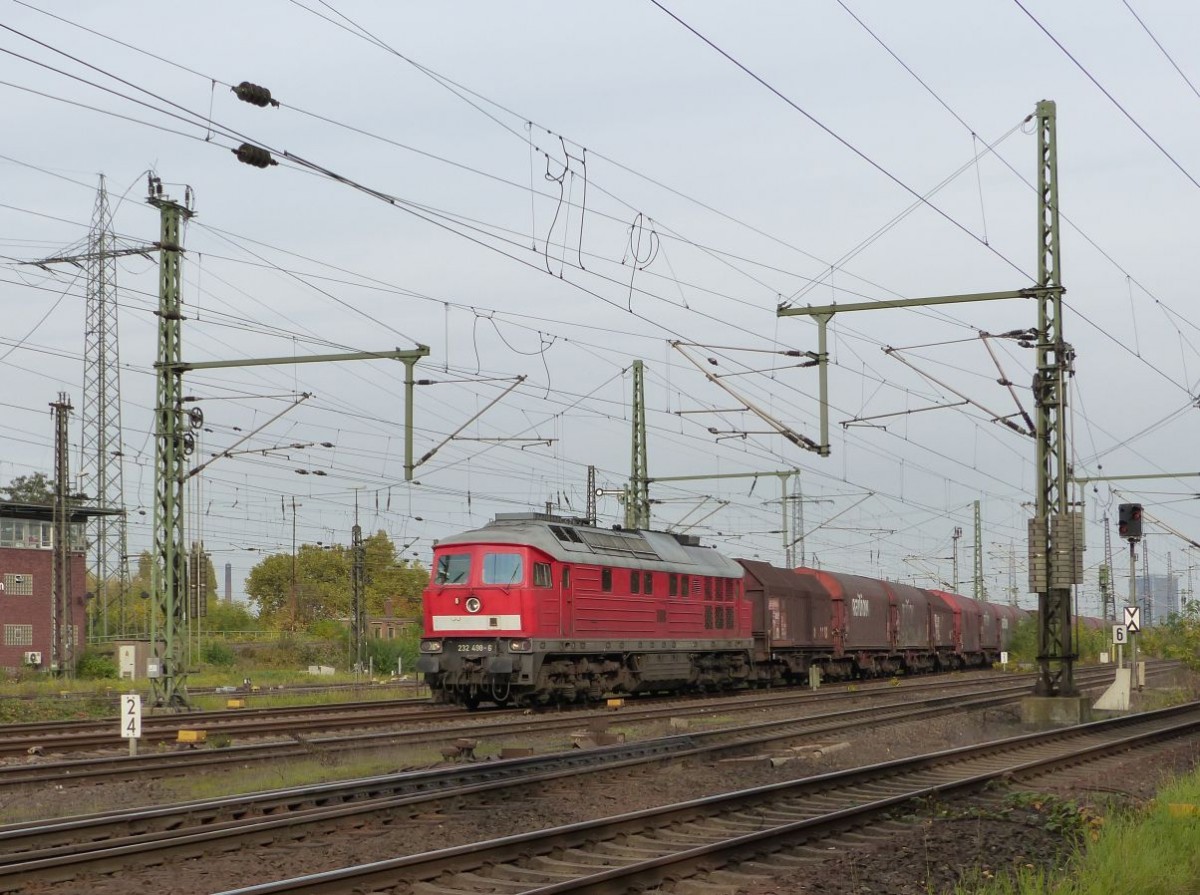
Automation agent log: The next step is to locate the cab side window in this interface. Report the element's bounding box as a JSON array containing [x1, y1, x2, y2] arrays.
[[533, 562, 552, 587]]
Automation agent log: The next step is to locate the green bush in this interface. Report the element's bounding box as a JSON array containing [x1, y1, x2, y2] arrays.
[[75, 649, 118, 680], [363, 625, 421, 675], [201, 641, 236, 667]]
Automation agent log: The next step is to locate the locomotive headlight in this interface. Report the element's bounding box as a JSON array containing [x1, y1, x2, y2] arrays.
[[465, 596, 482, 613], [419, 639, 443, 653], [509, 639, 532, 653]]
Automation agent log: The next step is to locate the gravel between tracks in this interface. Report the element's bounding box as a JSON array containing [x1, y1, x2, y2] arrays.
[[18, 668, 1200, 895]]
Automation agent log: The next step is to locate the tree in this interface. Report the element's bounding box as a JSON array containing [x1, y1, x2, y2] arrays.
[[204, 599, 261, 634], [245, 544, 352, 630], [243, 531, 429, 632], [363, 530, 428, 618], [0, 472, 54, 504], [127, 550, 155, 632]]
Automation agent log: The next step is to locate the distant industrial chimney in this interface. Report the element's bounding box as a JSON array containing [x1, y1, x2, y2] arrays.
[[224, 563, 232, 603]]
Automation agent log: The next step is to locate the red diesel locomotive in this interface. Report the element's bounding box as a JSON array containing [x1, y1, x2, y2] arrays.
[[416, 513, 1024, 707]]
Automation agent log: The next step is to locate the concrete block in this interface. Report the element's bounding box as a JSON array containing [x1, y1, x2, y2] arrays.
[[1093, 668, 1131, 712], [1020, 695, 1092, 727]]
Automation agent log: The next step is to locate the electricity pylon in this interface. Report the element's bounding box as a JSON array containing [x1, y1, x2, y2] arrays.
[[82, 176, 130, 639]]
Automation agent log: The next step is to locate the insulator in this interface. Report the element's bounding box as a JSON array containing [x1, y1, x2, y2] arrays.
[[232, 143, 277, 168], [182, 432, 196, 456], [189, 406, 205, 430], [233, 81, 279, 108]]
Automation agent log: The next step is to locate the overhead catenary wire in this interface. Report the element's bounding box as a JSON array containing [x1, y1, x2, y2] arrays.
[[4, 5, 1195, 578]]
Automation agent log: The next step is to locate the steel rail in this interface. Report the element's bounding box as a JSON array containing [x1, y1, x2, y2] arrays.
[[211, 702, 1200, 895], [0, 663, 1151, 887], [0, 664, 1110, 757], [0, 665, 1125, 786]]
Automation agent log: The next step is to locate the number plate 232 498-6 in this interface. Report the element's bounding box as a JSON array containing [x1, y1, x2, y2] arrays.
[[456, 642, 496, 653]]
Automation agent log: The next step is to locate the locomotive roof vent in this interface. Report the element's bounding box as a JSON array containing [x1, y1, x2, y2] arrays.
[[494, 511, 593, 526], [671, 533, 701, 547]]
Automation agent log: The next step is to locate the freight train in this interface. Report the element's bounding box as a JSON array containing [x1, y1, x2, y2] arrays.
[[416, 513, 1034, 708]]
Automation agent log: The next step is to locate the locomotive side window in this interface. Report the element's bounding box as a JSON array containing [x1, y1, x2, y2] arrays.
[[435, 553, 471, 585], [533, 562, 552, 587], [643, 572, 653, 594], [669, 574, 678, 597], [482, 552, 524, 585], [631, 570, 640, 594], [681, 575, 689, 598], [562, 566, 571, 588], [601, 568, 612, 591], [704, 606, 713, 629]]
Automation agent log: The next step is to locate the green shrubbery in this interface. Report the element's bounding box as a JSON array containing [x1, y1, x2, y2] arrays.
[[200, 641, 236, 667], [74, 649, 118, 679], [1142, 613, 1200, 672]]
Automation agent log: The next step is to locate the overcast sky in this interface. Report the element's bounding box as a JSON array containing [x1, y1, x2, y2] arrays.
[[3, 1, 1199, 611]]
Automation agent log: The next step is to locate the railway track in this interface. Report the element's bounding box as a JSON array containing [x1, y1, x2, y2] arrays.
[[0, 697, 446, 756], [0, 663, 1169, 890], [0, 663, 1153, 758], [213, 702, 1200, 895], [0, 665, 1137, 787]]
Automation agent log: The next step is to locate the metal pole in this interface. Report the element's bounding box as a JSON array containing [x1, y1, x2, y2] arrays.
[[149, 181, 192, 710], [952, 526, 962, 593], [1129, 538, 1139, 679], [291, 497, 298, 630], [1030, 99, 1077, 698], [352, 522, 365, 675], [404, 358, 417, 481], [627, 361, 649, 529], [780, 472, 791, 567], [816, 314, 831, 456]]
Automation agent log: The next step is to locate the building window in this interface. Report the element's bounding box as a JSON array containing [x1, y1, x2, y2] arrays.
[[3, 624, 33, 647], [630, 570, 640, 594], [3, 574, 32, 596], [0, 519, 50, 549], [601, 568, 612, 592], [643, 572, 653, 595], [533, 562, 552, 588]]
